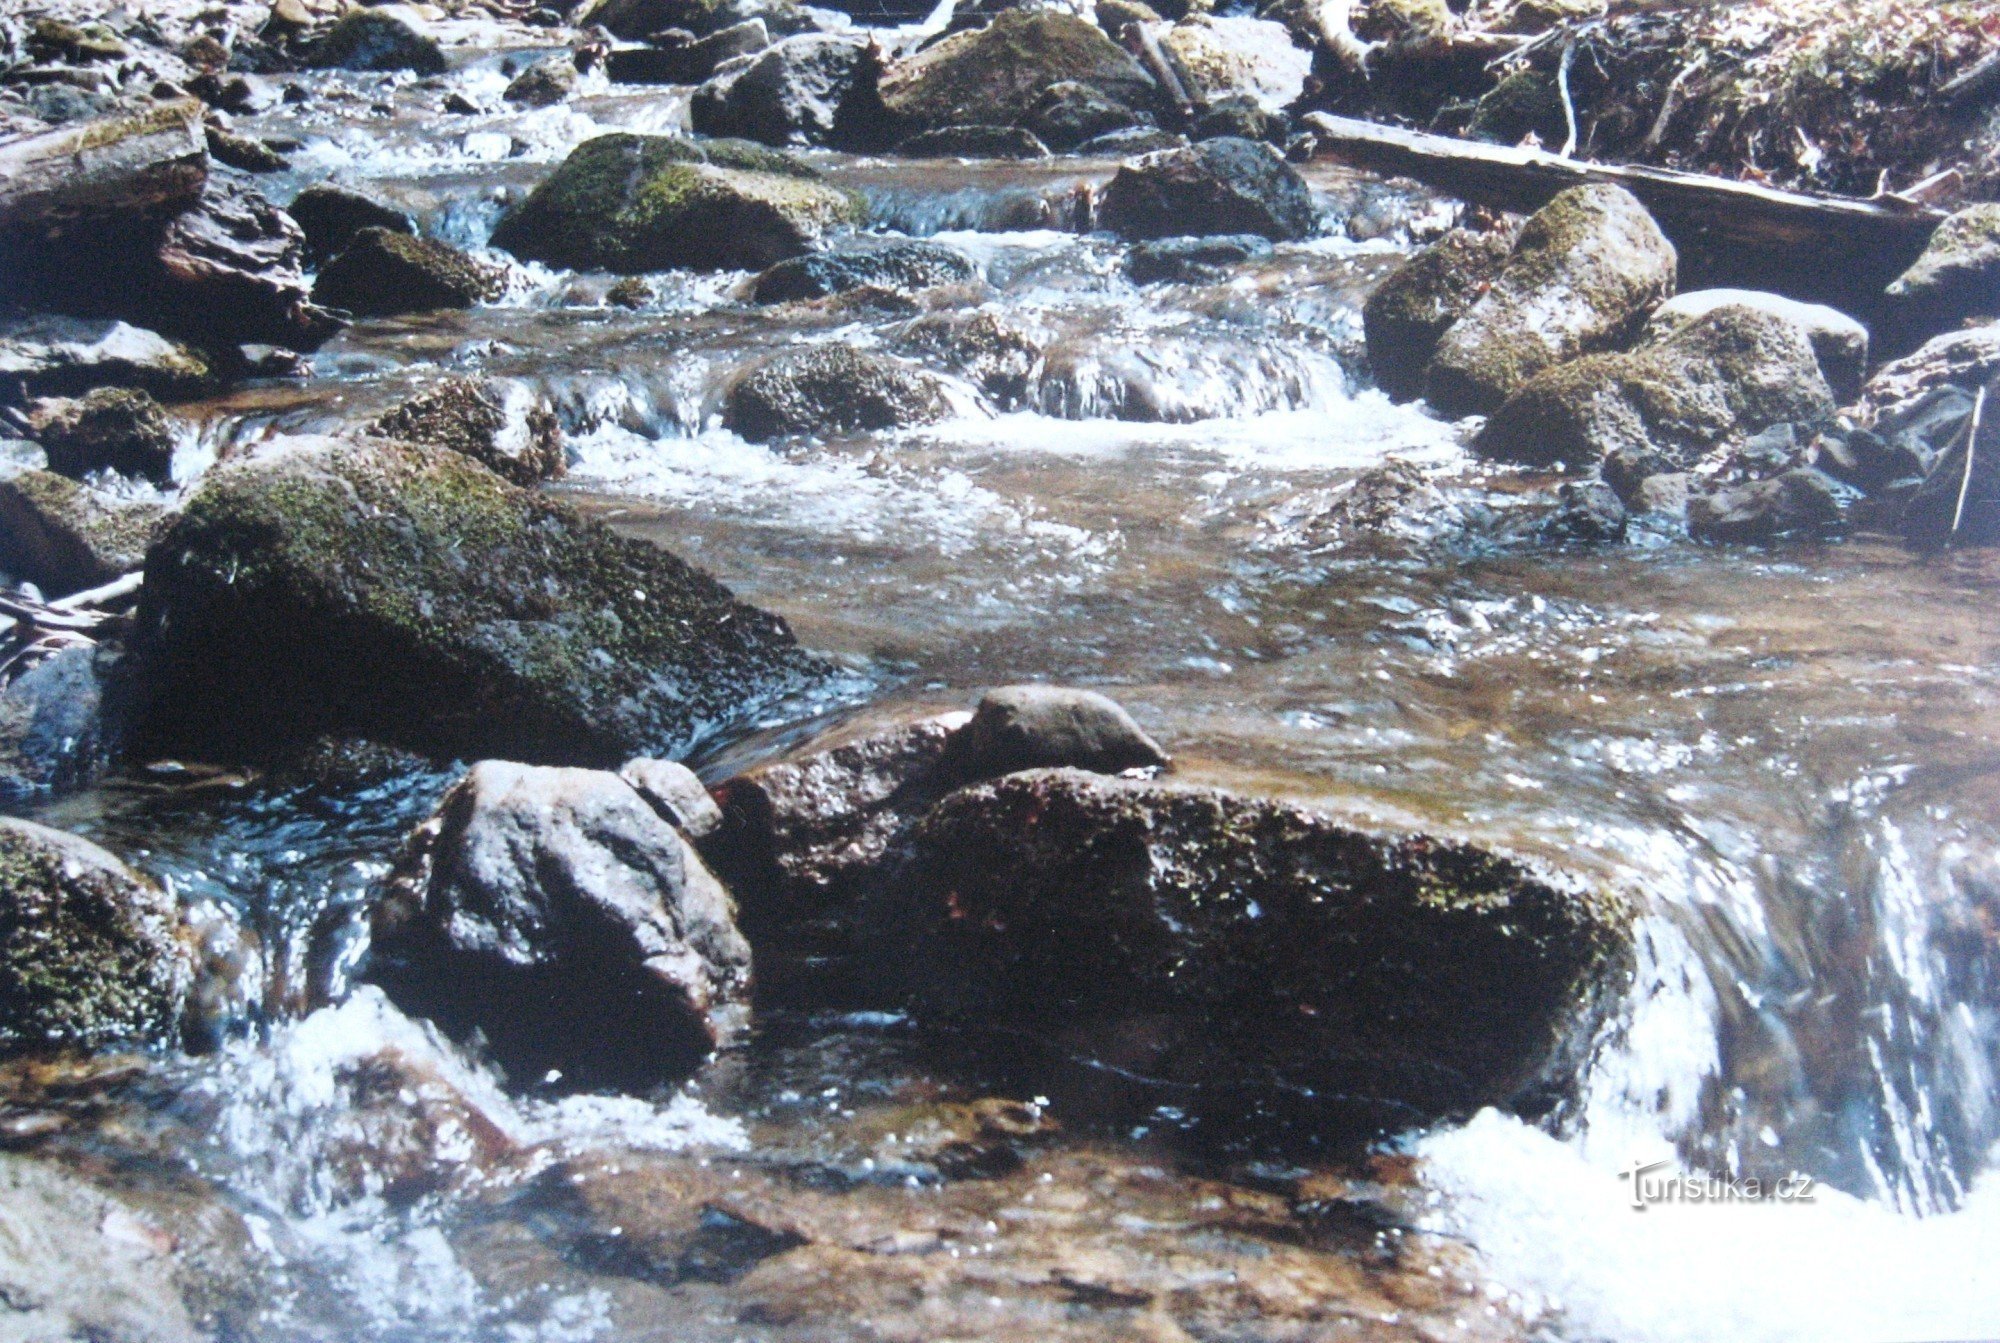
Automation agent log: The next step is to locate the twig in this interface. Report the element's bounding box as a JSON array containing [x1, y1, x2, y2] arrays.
[[1950, 385, 1985, 541], [50, 571, 143, 611], [1644, 55, 1707, 151], [1557, 40, 1579, 159], [0, 593, 104, 631]]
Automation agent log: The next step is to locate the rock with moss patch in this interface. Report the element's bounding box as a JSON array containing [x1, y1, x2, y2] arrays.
[[690, 33, 874, 147], [1098, 137, 1315, 241], [1465, 69, 1565, 146], [0, 469, 167, 597], [288, 183, 417, 265], [0, 316, 210, 407], [505, 54, 579, 107], [897, 768, 1632, 1124], [1643, 289, 1868, 404], [722, 346, 952, 440], [34, 388, 177, 484], [0, 817, 195, 1056], [1363, 226, 1517, 402], [877, 10, 1161, 139], [1475, 307, 1834, 469], [134, 435, 823, 765], [753, 239, 978, 302], [1885, 205, 2000, 353], [1355, 0, 1453, 41], [307, 6, 447, 73], [370, 376, 565, 485], [313, 228, 503, 317], [490, 133, 859, 273], [1025, 79, 1151, 151], [1426, 185, 1676, 418]]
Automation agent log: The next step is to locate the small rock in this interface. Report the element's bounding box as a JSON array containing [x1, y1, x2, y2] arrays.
[[1361, 225, 1516, 401], [33, 388, 177, 484], [587, 0, 812, 39], [620, 757, 724, 836], [943, 684, 1168, 778], [606, 276, 655, 307], [1097, 137, 1316, 242], [205, 125, 288, 172], [288, 183, 418, 265], [891, 309, 1042, 408], [1644, 289, 1868, 405], [752, 239, 978, 303], [1126, 233, 1272, 284], [722, 346, 952, 440], [313, 227, 504, 317], [1885, 204, 2000, 354], [1192, 96, 1287, 144], [691, 33, 873, 147], [188, 70, 278, 114], [26, 19, 127, 64], [1544, 478, 1627, 542], [0, 469, 166, 597], [897, 124, 1050, 158], [1025, 79, 1150, 151], [1810, 423, 1929, 497], [0, 645, 128, 802], [1599, 444, 1679, 506], [1464, 69, 1565, 147], [1688, 468, 1845, 544], [308, 6, 448, 74], [504, 54, 578, 106], [370, 376, 565, 485]]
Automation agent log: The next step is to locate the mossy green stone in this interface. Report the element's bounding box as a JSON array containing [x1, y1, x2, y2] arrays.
[[876, 9, 1161, 136]]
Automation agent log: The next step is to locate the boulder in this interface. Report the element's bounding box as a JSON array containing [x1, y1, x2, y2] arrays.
[[489, 133, 861, 273], [0, 315, 209, 405], [1475, 307, 1834, 469], [1687, 468, 1844, 545], [312, 227, 503, 317], [1861, 322, 2000, 413], [890, 309, 1042, 408], [876, 10, 1160, 138], [1643, 289, 1868, 405], [1425, 184, 1677, 418], [585, 0, 811, 39], [287, 183, 417, 265], [505, 54, 579, 107], [1362, 226, 1516, 402], [0, 469, 166, 597], [145, 176, 343, 352], [1885, 205, 2000, 353], [607, 19, 770, 84], [621, 757, 724, 837], [691, 34, 874, 147], [721, 346, 953, 440], [1543, 477, 1627, 542], [1025, 80, 1151, 151], [0, 817, 195, 1055], [751, 239, 977, 303], [942, 684, 1168, 778], [0, 646, 128, 801], [368, 761, 752, 1087], [1155, 15, 1310, 114], [1126, 233, 1272, 284], [897, 125, 1051, 158], [33, 387, 177, 484], [307, 7, 447, 74], [1097, 137, 1316, 242], [134, 435, 822, 765], [370, 376, 565, 485], [898, 769, 1633, 1122]]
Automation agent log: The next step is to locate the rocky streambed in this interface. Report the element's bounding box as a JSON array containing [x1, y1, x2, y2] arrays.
[[3, 1, 2000, 1341]]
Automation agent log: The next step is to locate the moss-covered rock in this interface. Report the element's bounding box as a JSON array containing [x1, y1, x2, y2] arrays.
[[1362, 226, 1517, 402], [370, 376, 565, 485], [1475, 307, 1835, 469], [891, 309, 1042, 408], [877, 9, 1161, 138], [489, 133, 861, 274], [1885, 205, 2000, 352], [1426, 184, 1677, 418], [1354, 0, 1454, 42], [307, 7, 447, 74], [1097, 137, 1317, 242], [1643, 289, 1869, 404], [312, 228, 504, 317], [898, 769, 1633, 1124], [34, 387, 177, 484], [134, 435, 824, 765], [504, 54, 578, 108], [722, 346, 953, 440], [288, 184, 417, 266], [1464, 69, 1566, 146], [1024, 80, 1152, 151], [0, 817, 194, 1056], [0, 316, 210, 407], [0, 469, 167, 597]]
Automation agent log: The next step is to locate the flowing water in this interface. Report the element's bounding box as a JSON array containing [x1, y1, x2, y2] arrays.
[[7, 39, 2000, 1343]]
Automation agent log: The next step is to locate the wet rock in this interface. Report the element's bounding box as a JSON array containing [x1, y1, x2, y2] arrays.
[[1885, 205, 2000, 353], [504, 53, 579, 106], [1157, 15, 1310, 114], [205, 126, 287, 173], [1899, 386, 2000, 552], [1544, 478, 1627, 542], [370, 376, 565, 485], [877, 10, 1160, 139], [0, 646, 129, 802], [370, 760, 752, 1087], [32, 388, 177, 484], [752, 239, 978, 302], [585, 0, 812, 40], [1095, 0, 1164, 37], [1464, 69, 1566, 147], [1097, 137, 1315, 242], [1687, 468, 1845, 545], [149, 176, 341, 352], [898, 769, 1633, 1123], [307, 7, 447, 74], [0, 817, 195, 1056], [1476, 307, 1835, 470], [1809, 422, 1929, 498], [691, 34, 874, 147], [721, 346, 952, 440], [1076, 125, 1187, 155], [608, 19, 770, 84], [1192, 96, 1288, 145], [943, 684, 1168, 778], [1126, 232, 1272, 284], [1643, 289, 1868, 405], [896, 124, 1050, 158], [1025, 79, 1150, 151], [1861, 322, 2000, 413], [0, 470, 166, 598], [621, 757, 724, 837], [1426, 184, 1677, 418], [135, 435, 822, 765], [1599, 443, 1679, 506], [26, 18, 128, 65], [890, 309, 1042, 408], [1362, 226, 1516, 402], [312, 227, 503, 318], [0, 315, 209, 405], [490, 133, 861, 273], [188, 71, 278, 116], [287, 183, 417, 266]]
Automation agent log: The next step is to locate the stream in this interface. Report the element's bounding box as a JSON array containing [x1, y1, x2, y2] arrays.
[[7, 31, 2000, 1343]]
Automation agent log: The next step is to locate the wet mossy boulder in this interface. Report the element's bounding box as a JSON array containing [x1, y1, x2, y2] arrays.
[[490, 133, 861, 274], [1425, 184, 1676, 418], [134, 435, 824, 766], [1025, 80, 1151, 152], [0, 817, 195, 1056], [307, 6, 447, 74], [288, 184, 417, 266], [370, 376, 565, 485], [312, 228, 504, 318], [1475, 307, 1835, 469], [1363, 226, 1517, 402], [34, 387, 177, 484], [1643, 289, 1868, 405], [0, 469, 167, 597], [876, 9, 1161, 139], [0, 315, 209, 407], [1097, 137, 1316, 242], [1885, 205, 2000, 354], [722, 346, 953, 440], [891, 309, 1042, 408], [898, 769, 1634, 1124], [752, 239, 978, 303]]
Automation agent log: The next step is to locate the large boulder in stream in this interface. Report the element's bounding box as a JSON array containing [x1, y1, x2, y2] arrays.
[[897, 769, 1635, 1123], [312, 228, 503, 318], [134, 435, 822, 765], [369, 761, 753, 1088], [1097, 138, 1316, 242], [1884, 204, 2000, 354], [0, 817, 195, 1056], [490, 132, 861, 274], [690, 34, 875, 148], [1425, 184, 1677, 419], [722, 346, 953, 440], [1363, 225, 1518, 403]]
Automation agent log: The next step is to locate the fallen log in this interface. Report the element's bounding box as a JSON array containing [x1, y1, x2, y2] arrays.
[[1301, 112, 1944, 315], [0, 100, 208, 240]]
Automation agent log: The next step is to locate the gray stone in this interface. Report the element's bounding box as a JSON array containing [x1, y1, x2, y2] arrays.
[[307, 7, 447, 73], [752, 239, 978, 303], [721, 346, 952, 440], [0, 469, 166, 597], [1097, 137, 1316, 242], [312, 227, 503, 318], [690, 34, 871, 147], [0, 315, 209, 406], [943, 684, 1168, 778], [1885, 204, 2000, 352], [0, 645, 126, 801], [1688, 468, 1845, 544], [620, 757, 724, 836], [287, 183, 417, 266], [1126, 233, 1272, 285], [1644, 289, 1868, 404]]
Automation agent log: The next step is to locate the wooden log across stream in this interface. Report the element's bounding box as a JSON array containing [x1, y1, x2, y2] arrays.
[[1301, 112, 1946, 316]]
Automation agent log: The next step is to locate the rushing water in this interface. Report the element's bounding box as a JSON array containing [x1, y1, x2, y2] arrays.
[[6, 38, 2000, 1343]]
